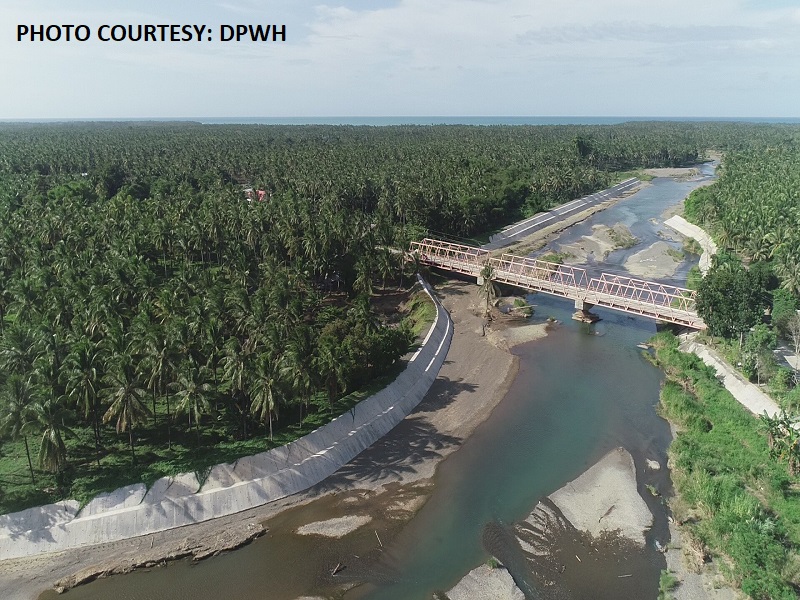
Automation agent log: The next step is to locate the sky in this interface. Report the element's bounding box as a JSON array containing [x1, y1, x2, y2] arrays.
[[2, 0, 800, 119]]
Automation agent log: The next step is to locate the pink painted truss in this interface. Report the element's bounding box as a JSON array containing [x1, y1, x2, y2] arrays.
[[409, 238, 705, 329]]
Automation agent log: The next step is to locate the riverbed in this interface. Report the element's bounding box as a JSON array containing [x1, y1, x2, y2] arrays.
[[33, 167, 716, 600]]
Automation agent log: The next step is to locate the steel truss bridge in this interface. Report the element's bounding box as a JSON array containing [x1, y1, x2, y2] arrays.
[[410, 238, 706, 330]]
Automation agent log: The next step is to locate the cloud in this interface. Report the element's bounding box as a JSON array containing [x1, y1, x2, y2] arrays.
[[2, 0, 800, 118]]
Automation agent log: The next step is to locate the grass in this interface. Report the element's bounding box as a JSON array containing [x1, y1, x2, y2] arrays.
[[0, 361, 409, 515], [608, 226, 638, 249], [614, 169, 655, 183], [666, 247, 685, 262], [539, 251, 574, 264], [486, 556, 502, 569], [683, 238, 703, 256], [702, 334, 800, 413], [652, 332, 800, 599], [646, 483, 661, 498], [512, 297, 534, 317], [658, 569, 679, 600], [686, 266, 703, 291], [404, 288, 437, 337]]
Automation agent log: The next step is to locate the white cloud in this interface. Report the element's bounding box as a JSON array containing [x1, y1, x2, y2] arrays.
[[2, 0, 799, 118]]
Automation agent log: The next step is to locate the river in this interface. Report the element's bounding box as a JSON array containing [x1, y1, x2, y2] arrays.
[[45, 165, 716, 600]]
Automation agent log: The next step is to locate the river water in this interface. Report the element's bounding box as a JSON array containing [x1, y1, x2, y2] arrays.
[[45, 166, 716, 600]]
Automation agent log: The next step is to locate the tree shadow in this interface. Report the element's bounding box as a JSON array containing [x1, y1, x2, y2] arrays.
[[414, 376, 477, 415], [313, 415, 461, 494], [1, 500, 69, 542], [435, 280, 471, 296], [482, 498, 664, 600]]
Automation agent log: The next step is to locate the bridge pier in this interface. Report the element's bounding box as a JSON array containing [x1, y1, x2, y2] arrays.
[[573, 298, 600, 324]]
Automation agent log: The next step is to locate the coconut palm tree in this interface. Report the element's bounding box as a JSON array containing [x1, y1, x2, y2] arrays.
[[479, 262, 499, 319], [248, 354, 284, 441], [61, 339, 102, 464], [0, 376, 37, 483], [171, 361, 214, 446], [281, 327, 315, 420], [28, 394, 74, 474], [102, 360, 151, 464], [0, 323, 40, 379]]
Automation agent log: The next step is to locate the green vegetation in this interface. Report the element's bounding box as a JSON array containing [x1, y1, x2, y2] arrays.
[[692, 245, 800, 412], [696, 254, 767, 340], [539, 252, 574, 264], [512, 298, 534, 318], [657, 569, 679, 600], [615, 169, 655, 183], [666, 247, 685, 262], [402, 290, 437, 337], [684, 145, 800, 297], [685, 266, 703, 291], [608, 226, 638, 249], [702, 331, 800, 414], [0, 120, 791, 515], [479, 263, 499, 318], [652, 332, 800, 599], [683, 237, 703, 256], [683, 142, 800, 412]]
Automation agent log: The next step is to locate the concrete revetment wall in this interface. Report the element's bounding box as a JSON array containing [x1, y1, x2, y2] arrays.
[[663, 215, 718, 274], [0, 276, 452, 560]]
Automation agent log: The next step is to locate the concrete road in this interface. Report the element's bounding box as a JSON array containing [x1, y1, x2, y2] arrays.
[[482, 178, 641, 251]]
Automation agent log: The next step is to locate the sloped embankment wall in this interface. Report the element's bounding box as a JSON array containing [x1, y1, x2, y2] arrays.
[[0, 275, 452, 560]]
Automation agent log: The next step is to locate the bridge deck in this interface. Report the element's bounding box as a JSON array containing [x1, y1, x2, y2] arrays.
[[410, 238, 705, 330]]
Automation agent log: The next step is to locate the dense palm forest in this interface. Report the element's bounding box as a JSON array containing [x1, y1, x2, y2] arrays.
[[0, 120, 787, 514], [687, 146, 800, 295], [687, 138, 800, 401], [670, 128, 800, 598]]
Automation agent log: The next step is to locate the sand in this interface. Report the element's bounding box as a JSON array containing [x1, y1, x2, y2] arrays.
[[548, 447, 652, 546], [665, 521, 738, 600], [624, 241, 683, 279], [553, 223, 622, 264], [447, 564, 525, 600], [486, 321, 548, 351], [448, 447, 653, 600], [295, 515, 373, 538], [642, 167, 702, 180]]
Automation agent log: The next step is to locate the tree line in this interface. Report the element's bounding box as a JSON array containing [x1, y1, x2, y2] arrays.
[[688, 139, 800, 411], [0, 120, 782, 512]]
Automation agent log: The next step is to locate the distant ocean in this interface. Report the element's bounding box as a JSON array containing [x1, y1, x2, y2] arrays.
[[5, 116, 800, 125]]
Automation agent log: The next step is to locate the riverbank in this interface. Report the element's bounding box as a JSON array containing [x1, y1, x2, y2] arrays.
[[494, 180, 647, 258], [664, 215, 718, 274], [653, 333, 799, 599], [448, 447, 655, 599], [0, 279, 522, 600], [2, 171, 714, 599]]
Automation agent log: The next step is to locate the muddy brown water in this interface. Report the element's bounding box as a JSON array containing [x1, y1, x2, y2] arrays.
[[43, 169, 715, 600]]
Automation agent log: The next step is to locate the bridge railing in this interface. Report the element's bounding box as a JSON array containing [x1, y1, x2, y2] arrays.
[[409, 238, 488, 275], [586, 273, 697, 312], [408, 237, 705, 329], [489, 254, 589, 296]]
